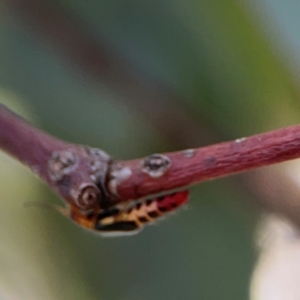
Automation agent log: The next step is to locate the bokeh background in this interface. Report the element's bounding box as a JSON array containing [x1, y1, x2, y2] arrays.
[[1, 1, 300, 299]]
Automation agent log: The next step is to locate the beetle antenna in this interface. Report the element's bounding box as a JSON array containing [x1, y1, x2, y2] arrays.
[[23, 201, 69, 217]]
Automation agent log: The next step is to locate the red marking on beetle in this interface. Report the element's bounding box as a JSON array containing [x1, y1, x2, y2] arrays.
[[157, 191, 189, 212]]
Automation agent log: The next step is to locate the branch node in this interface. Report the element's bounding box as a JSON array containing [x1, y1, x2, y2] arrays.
[[48, 149, 78, 182], [72, 183, 101, 211]]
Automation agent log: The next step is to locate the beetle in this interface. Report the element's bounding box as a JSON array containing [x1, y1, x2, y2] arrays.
[[27, 190, 189, 236], [67, 190, 189, 236]]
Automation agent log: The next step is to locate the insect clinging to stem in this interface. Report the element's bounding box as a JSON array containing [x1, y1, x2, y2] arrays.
[[28, 190, 189, 237]]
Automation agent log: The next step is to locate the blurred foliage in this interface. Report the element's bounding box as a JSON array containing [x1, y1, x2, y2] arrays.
[[0, 0, 300, 299]]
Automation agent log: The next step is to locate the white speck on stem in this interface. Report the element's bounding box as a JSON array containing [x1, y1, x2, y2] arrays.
[[183, 149, 196, 158], [108, 166, 132, 196], [235, 137, 246, 143], [141, 154, 171, 178]]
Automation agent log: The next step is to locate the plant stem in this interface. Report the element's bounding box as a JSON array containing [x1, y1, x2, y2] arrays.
[[114, 127, 300, 201]]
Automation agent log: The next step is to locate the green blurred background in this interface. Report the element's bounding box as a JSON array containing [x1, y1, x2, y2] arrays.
[[0, 1, 300, 299]]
